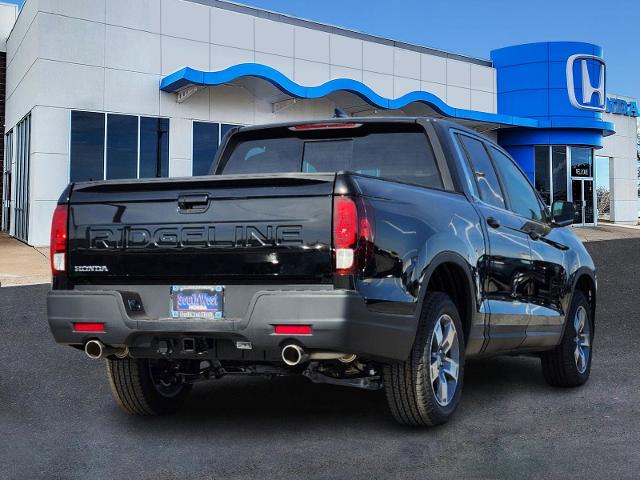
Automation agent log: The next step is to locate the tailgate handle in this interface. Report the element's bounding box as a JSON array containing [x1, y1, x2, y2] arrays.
[[178, 194, 210, 213]]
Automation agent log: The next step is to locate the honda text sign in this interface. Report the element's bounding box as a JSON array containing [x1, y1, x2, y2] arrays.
[[566, 54, 606, 112]]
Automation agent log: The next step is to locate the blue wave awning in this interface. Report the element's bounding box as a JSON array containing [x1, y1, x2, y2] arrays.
[[160, 62, 614, 135]]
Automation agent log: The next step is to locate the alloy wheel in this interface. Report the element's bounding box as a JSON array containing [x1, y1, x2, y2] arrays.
[[428, 314, 460, 406], [573, 306, 591, 374]]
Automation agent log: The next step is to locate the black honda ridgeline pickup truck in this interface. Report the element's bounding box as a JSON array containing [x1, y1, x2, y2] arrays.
[[47, 117, 596, 426]]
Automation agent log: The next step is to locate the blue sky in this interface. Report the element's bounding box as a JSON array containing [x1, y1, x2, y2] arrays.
[[5, 0, 637, 97], [231, 0, 639, 98]]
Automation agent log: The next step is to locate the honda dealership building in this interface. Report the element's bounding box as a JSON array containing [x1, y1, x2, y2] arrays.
[[0, 0, 638, 246]]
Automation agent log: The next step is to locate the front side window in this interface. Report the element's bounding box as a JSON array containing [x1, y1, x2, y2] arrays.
[[457, 134, 505, 209], [490, 147, 544, 222]]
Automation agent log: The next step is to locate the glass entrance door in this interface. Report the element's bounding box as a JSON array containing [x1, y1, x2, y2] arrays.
[[572, 178, 595, 225], [570, 147, 596, 226]]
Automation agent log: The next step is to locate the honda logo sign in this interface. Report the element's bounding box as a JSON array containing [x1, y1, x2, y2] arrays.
[[566, 54, 606, 112]]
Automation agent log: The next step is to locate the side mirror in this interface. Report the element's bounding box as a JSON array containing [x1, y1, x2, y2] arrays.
[[551, 200, 575, 227]]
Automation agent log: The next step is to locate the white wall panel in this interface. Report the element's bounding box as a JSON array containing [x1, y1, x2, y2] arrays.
[[6, 13, 37, 98], [211, 7, 254, 50], [362, 41, 393, 75], [295, 26, 329, 63], [471, 89, 495, 113], [210, 45, 254, 71], [420, 54, 446, 85], [30, 153, 68, 201], [421, 81, 447, 102], [362, 70, 393, 98], [254, 52, 293, 78], [106, 26, 161, 74], [255, 18, 294, 57], [446, 59, 471, 88], [28, 200, 57, 246], [447, 85, 471, 109], [330, 34, 362, 69], [394, 76, 420, 98], [161, 36, 209, 75], [104, 69, 161, 116], [294, 59, 330, 86], [107, 0, 161, 33], [30, 106, 69, 155], [330, 65, 362, 82], [471, 64, 495, 92], [38, 13, 105, 67], [161, 0, 209, 42], [39, 0, 105, 22], [394, 48, 420, 80]]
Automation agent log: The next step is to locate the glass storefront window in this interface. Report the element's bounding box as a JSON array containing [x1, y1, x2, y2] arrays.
[[193, 122, 239, 176], [552, 146, 567, 202], [534, 146, 550, 205], [140, 117, 169, 178], [570, 147, 593, 177], [106, 114, 138, 180], [70, 111, 105, 182], [70, 111, 170, 182]]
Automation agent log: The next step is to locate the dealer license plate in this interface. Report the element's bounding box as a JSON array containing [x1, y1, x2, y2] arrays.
[[170, 285, 224, 319]]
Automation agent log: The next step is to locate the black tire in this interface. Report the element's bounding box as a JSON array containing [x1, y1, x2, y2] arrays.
[[106, 357, 192, 415], [541, 290, 593, 387], [384, 292, 465, 426]]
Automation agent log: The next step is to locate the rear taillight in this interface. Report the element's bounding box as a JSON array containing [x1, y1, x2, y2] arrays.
[[333, 196, 374, 275], [50, 204, 68, 275]]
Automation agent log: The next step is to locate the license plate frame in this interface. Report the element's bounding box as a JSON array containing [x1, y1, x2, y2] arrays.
[[170, 285, 224, 319]]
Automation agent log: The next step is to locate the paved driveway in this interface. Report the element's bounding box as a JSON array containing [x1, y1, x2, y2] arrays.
[[1, 239, 639, 479]]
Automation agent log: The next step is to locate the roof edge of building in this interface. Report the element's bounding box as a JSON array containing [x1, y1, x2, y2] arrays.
[[187, 0, 493, 67]]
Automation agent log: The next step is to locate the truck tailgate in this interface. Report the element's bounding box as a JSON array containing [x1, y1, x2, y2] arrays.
[[67, 173, 335, 283]]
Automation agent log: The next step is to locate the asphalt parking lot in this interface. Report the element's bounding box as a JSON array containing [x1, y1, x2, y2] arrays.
[[2, 238, 639, 479]]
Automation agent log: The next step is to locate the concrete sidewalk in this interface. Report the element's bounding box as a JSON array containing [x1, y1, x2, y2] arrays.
[[573, 223, 640, 242], [0, 232, 51, 287]]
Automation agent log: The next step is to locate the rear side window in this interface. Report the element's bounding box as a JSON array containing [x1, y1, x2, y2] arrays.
[[218, 125, 443, 189], [457, 134, 505, 209]]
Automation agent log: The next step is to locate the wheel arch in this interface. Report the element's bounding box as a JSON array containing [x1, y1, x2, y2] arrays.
[[417, 251, 478, 346], [571, 268, 597, 332]]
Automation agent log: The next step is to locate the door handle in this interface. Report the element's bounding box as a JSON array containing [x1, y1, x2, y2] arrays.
[[486, 217, 501, 229], [178, 194, 210, 213]]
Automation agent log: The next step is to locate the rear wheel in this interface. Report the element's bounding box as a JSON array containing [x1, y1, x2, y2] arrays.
[[106, 357, 192, 415], [384, 292, 465, 426], [541, 290, 593, 387]]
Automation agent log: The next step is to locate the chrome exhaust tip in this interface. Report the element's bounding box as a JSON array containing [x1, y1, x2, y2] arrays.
[[84, 340, 128, 360], [85, 339, 104, 359], [281, 344, 307, 366]]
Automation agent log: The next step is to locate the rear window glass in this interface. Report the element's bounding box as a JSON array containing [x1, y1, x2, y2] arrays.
[[217, 124, 443, 189]]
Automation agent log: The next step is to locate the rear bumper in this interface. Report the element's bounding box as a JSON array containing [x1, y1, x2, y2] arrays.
[[47, 288, 417, 361]]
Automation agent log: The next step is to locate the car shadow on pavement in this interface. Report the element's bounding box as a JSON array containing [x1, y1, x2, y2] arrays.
[[113, 354, 552, 433]]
